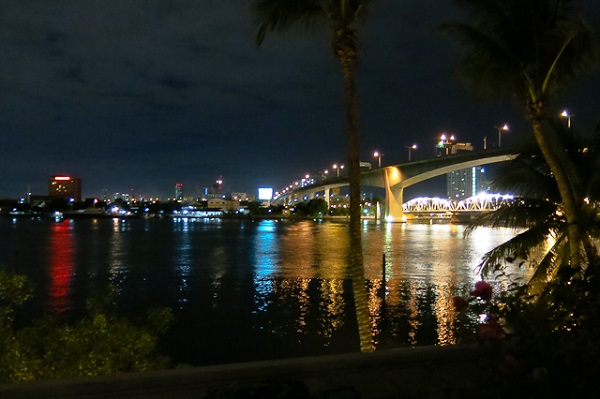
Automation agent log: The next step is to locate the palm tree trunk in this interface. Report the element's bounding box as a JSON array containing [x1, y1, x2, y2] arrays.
[[335, 30, 373, 353], [530, 116, 583, 269]]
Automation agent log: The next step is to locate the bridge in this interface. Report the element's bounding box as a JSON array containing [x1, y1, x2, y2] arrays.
[[275, 148, 517, 221], [402, 194, 514, 222]]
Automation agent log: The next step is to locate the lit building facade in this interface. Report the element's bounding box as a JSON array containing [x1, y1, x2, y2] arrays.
[[447, 166, 489, 200], [175, 183, 183, 202], [48, 176, 82, 202], [435, 138, 489, 200]]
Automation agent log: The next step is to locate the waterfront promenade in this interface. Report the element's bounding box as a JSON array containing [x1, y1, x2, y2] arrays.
[[1, 345, 508, 399]]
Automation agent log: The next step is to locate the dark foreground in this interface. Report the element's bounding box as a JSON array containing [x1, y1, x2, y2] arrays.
[[0, 345, 557, 399]]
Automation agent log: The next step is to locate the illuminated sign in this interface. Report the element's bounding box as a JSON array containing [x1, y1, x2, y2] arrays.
[[258, 187, 273, 201], [54, 176, 72, 181]]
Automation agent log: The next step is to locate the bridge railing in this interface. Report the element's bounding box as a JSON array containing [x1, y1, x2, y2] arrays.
[[403, 194, 514, 214]]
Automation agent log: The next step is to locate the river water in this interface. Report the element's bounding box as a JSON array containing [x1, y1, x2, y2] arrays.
[[0, 217, 527, 366]]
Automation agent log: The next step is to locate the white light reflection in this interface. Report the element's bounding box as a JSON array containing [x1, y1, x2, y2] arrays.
[[176, 218, 192, 306], [107, 218, 126, 294]]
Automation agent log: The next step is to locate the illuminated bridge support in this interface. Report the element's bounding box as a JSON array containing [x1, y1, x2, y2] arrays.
[[324, 188, 330, 207], [385, 186, 404, 222], [383, 167, 405, 222]]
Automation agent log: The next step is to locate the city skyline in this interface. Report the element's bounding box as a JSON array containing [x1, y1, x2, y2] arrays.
[[1, 1, 599, 199]]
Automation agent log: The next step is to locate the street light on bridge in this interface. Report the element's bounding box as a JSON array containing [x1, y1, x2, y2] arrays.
[[332, 163, 344, 177], [495, 124, 509, 147], [373, 151, 383, 168], [561, 109, 574, 129], [405, 144, 417, 161]]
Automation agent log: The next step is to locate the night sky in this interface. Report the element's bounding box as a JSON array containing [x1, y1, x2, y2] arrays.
[[1, 0, 599, 200]]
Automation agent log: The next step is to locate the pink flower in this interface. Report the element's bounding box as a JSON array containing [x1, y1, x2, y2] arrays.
[[452, 296, 469, 311], [470, 280, 493, 301]]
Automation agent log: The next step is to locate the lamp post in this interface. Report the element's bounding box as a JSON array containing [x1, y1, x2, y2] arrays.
[[333, 164, 344, 177], [561, 110, 574, 129], [439, 134, 454, 155], [373, 151, 383, 168], [405, 144, 417, 161], [495, 124, 509, 147]]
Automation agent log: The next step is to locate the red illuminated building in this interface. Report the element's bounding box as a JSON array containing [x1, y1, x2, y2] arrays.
[[48, 175, 82, 202]]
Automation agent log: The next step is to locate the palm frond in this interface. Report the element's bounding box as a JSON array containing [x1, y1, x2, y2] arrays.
[[435, 21, 522, 101], [324, 0, 372, 25], [476, 223, 562, 277], [253, 0, 374, 46], [547, 18, 600, 92], [491, 158, 557, 200], [439, 0, 600, 105], [526, 231, 568, 291], [253, 0, 324, 45], [466, 197, 562, 232]]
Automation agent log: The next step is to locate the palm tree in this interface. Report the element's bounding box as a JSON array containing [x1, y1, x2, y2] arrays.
[[467, 124, 600, 292], [439, 0, 600, 270], [252, 0, 374, 352]]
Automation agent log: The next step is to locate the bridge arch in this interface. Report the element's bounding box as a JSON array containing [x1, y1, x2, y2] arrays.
[[275, 148, 517, 221]]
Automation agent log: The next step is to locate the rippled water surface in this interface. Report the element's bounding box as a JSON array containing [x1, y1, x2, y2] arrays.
[[0, 217, 527, 366]]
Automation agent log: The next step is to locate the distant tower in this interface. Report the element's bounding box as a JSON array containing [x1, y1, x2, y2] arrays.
[[435, 138, 487, 200], [175, 183, 184, 202], [210, 178, 223, 197], [49, 175, 82, 202]]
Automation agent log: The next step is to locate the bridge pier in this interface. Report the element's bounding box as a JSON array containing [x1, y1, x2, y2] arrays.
[[383, 167, 405, 222], [385, 186, 404, 222]]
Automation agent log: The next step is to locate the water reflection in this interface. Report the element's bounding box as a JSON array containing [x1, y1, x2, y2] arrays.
[[175, 219, 191, 306], [0, 218, 528, 366], [243, 220, 518, 353], [47, 221, 74, 313]]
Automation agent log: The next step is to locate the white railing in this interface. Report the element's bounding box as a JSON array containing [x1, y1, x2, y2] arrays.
[[403, 194, 514, 214]]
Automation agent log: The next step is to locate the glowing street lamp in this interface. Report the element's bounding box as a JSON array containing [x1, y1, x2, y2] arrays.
[[495, 124, 509, 147], [405, 144, 417, 161], [332, 163, 344, 177], [561, 110, 574, 129], [373, 151, 383, 168]]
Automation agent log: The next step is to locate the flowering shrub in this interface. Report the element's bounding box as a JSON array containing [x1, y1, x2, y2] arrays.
[[453, 280, 506, 342], [453, 272, 600, 397], [469, 281, 493, 302]]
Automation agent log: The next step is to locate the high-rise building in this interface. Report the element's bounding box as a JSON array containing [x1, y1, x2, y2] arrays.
[[175, 183, 183, 202], [48, 175, 82, 202], [447, 166, 489, 200], [435, 139, 489, 200], [207, 178, 223, 198]]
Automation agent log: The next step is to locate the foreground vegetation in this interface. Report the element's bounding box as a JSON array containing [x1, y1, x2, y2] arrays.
[[0, 270, 172, 383]]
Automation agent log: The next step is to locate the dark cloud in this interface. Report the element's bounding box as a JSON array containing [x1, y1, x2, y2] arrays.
[[0, 0, 598, 199]]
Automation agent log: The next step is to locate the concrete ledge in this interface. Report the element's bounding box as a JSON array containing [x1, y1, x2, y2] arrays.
[[0, 345, 502, 398]]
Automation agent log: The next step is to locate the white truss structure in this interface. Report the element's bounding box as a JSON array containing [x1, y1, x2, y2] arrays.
[[403, 193, 514, 214]]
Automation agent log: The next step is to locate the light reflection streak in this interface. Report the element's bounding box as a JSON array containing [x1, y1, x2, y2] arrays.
[[105, 218, 128, 295], [295, 279, 310, 334], [252, 220, 279, 315], [318, 279, 346, 343], [176, 219, 192, 305], [47, 221, 74, 313], [405, 281, 420, 345], [368, 280, 384, 344]]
